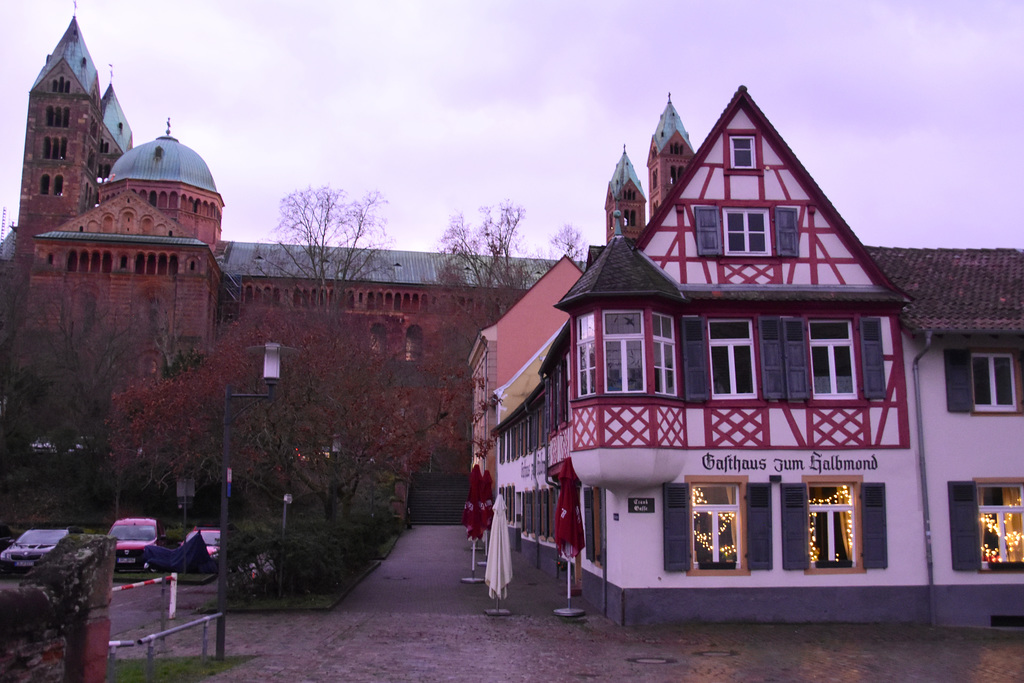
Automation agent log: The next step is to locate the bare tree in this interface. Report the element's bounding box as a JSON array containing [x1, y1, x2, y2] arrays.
[[437, 200, 536, 291], [549, 222, 587, 262], [261, 186, 391, 291]]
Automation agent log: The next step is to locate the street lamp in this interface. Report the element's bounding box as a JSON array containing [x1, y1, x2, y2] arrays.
[[216, 342, 289, 661]]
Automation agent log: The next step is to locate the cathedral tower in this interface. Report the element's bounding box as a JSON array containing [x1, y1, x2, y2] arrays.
[[15, 18, 131, 265], [604, 147, 646, 243], [646, 94, 694, 216]]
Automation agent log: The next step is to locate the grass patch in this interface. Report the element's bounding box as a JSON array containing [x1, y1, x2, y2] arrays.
[[112, 656, 251, 682]]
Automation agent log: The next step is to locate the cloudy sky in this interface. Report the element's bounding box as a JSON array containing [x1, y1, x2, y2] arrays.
[[1, 0, 1021, 255]]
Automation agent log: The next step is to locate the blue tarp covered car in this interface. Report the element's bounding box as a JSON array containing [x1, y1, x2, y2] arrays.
[[143, 531, 217, 574]]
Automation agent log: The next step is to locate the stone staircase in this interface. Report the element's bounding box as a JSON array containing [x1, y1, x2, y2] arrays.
[[407, 472, 469, 526]]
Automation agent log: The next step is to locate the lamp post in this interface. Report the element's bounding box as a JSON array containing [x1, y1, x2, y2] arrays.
[[216, 342, 287, 661]]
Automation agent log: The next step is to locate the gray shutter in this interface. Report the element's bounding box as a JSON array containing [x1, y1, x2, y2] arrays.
[[861, 483, 888, 568], [860, 318, 886, 400], [782, 317, 810, 400], [694, 206, 722, 256], [781, 483, 809, 569], [944, 349, 973, 413], [775, 207, 799, 257], [948, 481, 981, 571], [758, 317, 786, 399], [663, 483, 690, 571], [746, 483, 772, 570], [584, 487, 595, 562], [681, 316, 709, 402]]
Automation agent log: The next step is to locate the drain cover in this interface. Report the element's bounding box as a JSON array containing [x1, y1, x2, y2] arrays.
[[628, 657, 676, 664]]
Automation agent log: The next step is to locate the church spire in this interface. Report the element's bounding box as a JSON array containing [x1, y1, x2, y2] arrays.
[[647, 93, 695, 216], [604, 146, 646, 243]]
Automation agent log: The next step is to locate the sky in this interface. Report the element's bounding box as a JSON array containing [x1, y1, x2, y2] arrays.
[[1, 0, 1022, 255]]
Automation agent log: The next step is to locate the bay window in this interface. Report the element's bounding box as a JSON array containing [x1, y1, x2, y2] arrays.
[[652, 313, 676, 395], [576, 313, 596, 397]]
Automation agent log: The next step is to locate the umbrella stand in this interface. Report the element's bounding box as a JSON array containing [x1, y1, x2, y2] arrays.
[[485, 593, 510, 617], [460, 538, 484, 584], [553, 557, 585, 618]]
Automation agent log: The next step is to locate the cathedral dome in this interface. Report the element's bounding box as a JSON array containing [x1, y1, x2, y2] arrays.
[[109, 135, 218, 193]]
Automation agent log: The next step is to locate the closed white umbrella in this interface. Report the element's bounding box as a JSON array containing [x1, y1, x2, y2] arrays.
[[484, 494, 512, 616]]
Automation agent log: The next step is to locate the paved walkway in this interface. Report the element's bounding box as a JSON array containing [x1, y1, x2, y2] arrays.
[[115, 525, 1024, 681]]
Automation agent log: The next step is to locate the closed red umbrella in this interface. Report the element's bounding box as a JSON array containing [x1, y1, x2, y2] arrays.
[[462, 464, 484, 540], [460, 464, 485, 584], [481, 468, 494, 531], [553, 457, 586, 617], [554, 457, 585, 560]]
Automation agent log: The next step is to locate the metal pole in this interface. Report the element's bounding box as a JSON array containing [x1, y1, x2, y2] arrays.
[[216, 384, 231, 661]]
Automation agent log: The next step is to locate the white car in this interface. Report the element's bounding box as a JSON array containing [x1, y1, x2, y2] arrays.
[[0, 528, 70, 573]]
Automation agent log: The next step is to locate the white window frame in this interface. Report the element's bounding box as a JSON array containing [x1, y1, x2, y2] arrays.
[[809, 321, 857, 398], [972, 352, 1018, 412], [692, 483, 740, 569], [730, 135, 755, 169], [709, 320, 756, 398], [603, 311, 645, 393], [979, 484, 1024, 565], [808, 484, 856, 567], [652, 313, 676, 396], [576, 313, 596, 397], [723, 208, 769, 256]]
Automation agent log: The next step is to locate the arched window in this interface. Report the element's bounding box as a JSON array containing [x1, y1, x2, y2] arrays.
[[53, 175, 64, 196], [146, 253, 156, 275], [371, 324, 387, 353], [102, 252, 112, 273], [62, 108, 70, 127], [59, 138, 67, 159], [135, 254, 145, 274], [120, 255, 128, 270], [46, 106, 55, 126], [405, 326, 423, 362], [43, 138, 51, 158], [169, 256, 179, 275], [149, 191, 157, 206], [67, 252, 78, 271], [157, 254, 167, 275], [90, 252, 101, 272]]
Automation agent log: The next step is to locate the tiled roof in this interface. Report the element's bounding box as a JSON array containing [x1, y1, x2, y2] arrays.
[[868, 246, 1024, 333], [682, 286, 904, 303], [557, 235, 683, 308], [36, 231, 207, 247]]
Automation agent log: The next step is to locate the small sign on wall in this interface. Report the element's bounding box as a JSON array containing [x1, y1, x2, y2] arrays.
[[629, 497, 655, 513]]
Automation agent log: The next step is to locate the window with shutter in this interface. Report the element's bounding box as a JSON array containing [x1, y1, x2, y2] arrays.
[[944, 350, 973, 413], [747, 483, 772, 570], [775, 207, 799, 257], [681, 317, 710, 401], [781, 483, 809, 569], [694, 206, 722, 256], [663, 483, 690, 571], [861, 483, 887, 568], [759, 317, 786, 400], [860, 318, 886, 400], [948, 481, 981, 570], [783, 318, 811, 400]]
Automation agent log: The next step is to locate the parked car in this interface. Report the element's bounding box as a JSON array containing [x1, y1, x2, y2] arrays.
[[0, 524, 13, 553], [108, 518, 166, 571], [0, 528, 70, 573], [185, 526, 221, 559]]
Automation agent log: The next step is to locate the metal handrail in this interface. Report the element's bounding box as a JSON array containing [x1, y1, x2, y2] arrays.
[[132, 612, 223, 682]]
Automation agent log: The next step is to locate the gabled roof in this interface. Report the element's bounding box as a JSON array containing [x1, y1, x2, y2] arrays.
[[650, 95, 692, 153], [868, 246, 1024, 334], [608, 148, 645, 200], [32, 17, 99, 96], [639, 86, 900, 294], [101, 85, 133, 154], [556, 234, 684, 310]]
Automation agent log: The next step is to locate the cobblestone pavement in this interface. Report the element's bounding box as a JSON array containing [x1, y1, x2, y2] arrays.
[[114, 525, 1024, 682]]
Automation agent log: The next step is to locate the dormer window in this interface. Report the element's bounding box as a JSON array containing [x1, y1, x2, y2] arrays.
[[730, 136, 755, 169]]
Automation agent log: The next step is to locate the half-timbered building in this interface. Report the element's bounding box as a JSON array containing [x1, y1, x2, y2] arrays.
[[496, 86, 935, 625]]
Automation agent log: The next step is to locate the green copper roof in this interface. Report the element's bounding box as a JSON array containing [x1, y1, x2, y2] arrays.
[[110, 135, 217, 193], [652, 95, 692, 153], [608, 148, 645, 200], [101, 85, 132, 154], [36, 231, 207, 247], [32, 17, 99, 96]]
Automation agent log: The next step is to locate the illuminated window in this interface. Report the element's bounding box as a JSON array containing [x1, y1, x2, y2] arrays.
[[810, 321, 856, 397], [576, 313, 596, 397], [808, 485, 855, 568], [979, 484, 1024, 566], [692, 484, 739, 569], [652, 313, 676, 395], [604, 311, 644, 392], [709, 320, 755, 397]]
